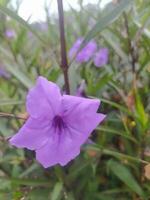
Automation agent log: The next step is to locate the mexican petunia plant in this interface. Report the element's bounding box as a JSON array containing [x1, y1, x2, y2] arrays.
[[94, 48, 109, 67], [10, 76, 105, 168], [5, 29, 16, 39]]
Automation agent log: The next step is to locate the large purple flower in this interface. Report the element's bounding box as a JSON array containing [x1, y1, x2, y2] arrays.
[[69, 38, 97, 63], [10, 76, 105, 168], [94, 48, 109, 67]]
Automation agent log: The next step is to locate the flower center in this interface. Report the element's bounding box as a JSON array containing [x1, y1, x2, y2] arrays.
[[52, 115, 66, 131]]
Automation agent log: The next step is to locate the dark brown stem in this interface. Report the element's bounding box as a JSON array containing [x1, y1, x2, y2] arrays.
[[0, 112, 26, 120], [123, 12, 137, 73], [57, 0, 70, 94]]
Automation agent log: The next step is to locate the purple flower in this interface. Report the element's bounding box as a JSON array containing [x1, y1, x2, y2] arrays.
[[10, 76, 105, 168], [68, 38, 83, 59], [69, 38, 97, 63], [94, 48, 109, 67], [0, 68, 10, 79], [5, 29, 16, 39], [28, 31, 33, 38], [76, 40, 97, 63]]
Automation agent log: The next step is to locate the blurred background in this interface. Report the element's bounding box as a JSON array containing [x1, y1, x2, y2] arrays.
[[0, 0, 150, 199]]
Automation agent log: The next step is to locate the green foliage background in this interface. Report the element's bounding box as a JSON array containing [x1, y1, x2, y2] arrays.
[[0, 0, 150, 199]]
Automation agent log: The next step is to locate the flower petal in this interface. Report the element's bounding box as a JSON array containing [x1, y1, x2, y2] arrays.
[[26, 76, 61, 118], [9, 117, 51, 150], [62, 95, 100, 116], [36, 128, 80, 168], [35, 134, 59, 168], [62, 95, 106, 136], [94, 48, 109, 67], [67, 114, 105, 145], [68, 38, 83, 59], [76, 40, 97, 63]]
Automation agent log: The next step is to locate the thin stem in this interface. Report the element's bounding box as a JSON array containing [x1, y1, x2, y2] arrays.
[[57, 0, 70, 94], [123, 12, 137, 73], [0, 112, 26, 120]]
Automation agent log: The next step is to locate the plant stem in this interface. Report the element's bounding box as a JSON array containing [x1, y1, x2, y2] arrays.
[[123, 12, 137, 73], [57, 0, 70, 94], [0, 112, 26, 120]]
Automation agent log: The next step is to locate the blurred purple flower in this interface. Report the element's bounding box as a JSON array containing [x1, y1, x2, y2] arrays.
[[76, 40, 97, 63], [10, 76, 105, 168], [68, 37, 83, 59], [76, 80, 86, 97], [94, 48, 109, 67], [69, 38, 97, 63], [5, 29, 16, 39], [28, 31, 33, 38], [0, 68, 10, 79], [40, 23, 48, 31]]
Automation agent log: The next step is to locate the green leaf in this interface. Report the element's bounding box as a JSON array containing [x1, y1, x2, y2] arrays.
[[29, 188, 50, 200], [0, 46, 33, 89], [4, 62, 33, 89], [51, 182, 63, 200], [19, 163, 39, 178], [68, 64, 81, 94], [99, 98, 131, 115], [10, 177, 50, 187], [135, 91, 148, 130], [0, 5, 46, 45], [0, 99, 24, 106], [96, 126, 138, 143], [107, 160, 144, 197], [85, 145, 148, 164], [84, 0, 133, 42], [87, 73, 113, 95], [101, 30, 128, 62]]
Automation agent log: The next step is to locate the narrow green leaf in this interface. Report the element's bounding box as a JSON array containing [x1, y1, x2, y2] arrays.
[[0, 46, 33, 89], [108, 160, 144, 197], [134, 20, 150, 38], [96, 126, 138, 143], [51, 182, 63, 200], [135, 92, 148, 130], [85, 145, 149, 164], [0, 99, 24, 106], [19, 163, 39, 178], [4, 62, 33, 89], [100, 98, 131, 115], [84, 0, 133, 42], [10, 178, 50, 187], [101, 30, 128, 62]]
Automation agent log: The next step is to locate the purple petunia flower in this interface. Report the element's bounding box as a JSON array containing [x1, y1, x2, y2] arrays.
[[76, 40, 97, 63], [68, 37, 83, 59], [69, 38, 97, 63], [5, 29, 16, 39], [94, 48, 109, 67], [0, 68, 10, 79], [10, 76, 105, 168]]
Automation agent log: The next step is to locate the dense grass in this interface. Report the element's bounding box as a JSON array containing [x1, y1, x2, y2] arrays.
[[0, 0, 150, 199]]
